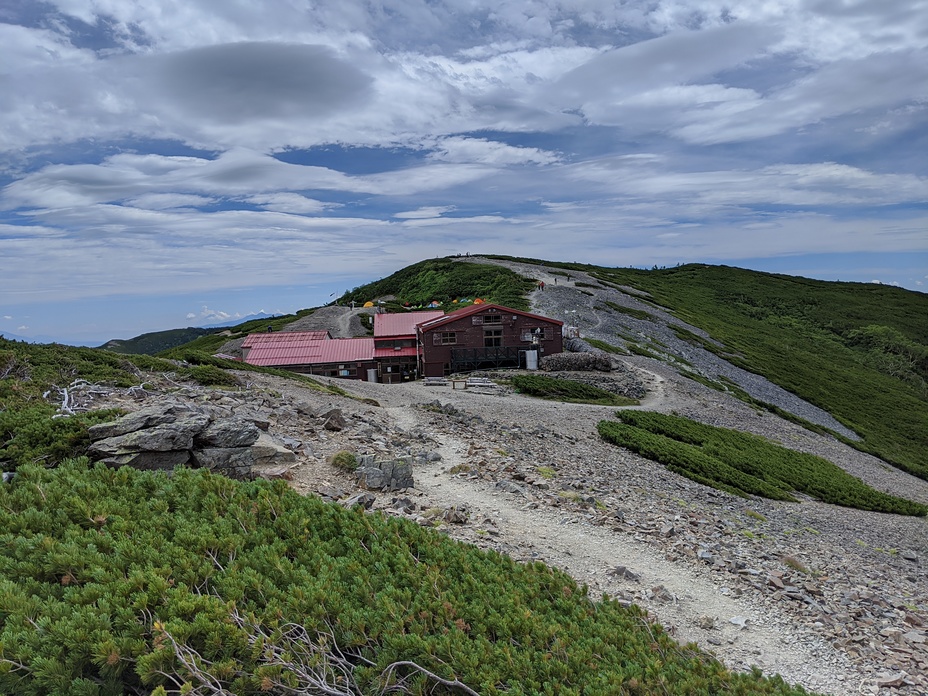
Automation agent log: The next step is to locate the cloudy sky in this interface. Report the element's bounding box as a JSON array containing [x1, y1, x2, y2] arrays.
[[2, 0, 926, 345]]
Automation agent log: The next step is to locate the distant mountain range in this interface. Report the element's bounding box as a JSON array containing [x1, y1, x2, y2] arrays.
[[0, 330, 59, 344], [199, 311, 281, 329], [99, 312, 282, 354]]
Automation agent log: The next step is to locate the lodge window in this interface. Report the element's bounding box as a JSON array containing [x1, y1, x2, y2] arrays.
[[440, 332, 456, 345], [484, 328, 503, 347], [482, 314, 502, 324], [522, 327, 552, 341]]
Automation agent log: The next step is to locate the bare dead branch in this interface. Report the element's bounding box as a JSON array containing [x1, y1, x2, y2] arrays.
[[155, 608, 480, 696]]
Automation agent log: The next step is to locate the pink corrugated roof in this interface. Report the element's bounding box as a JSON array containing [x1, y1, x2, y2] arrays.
[[373, 346, 420, 358], [374, 311, 444, 338], [315, 338, 374, 363], [245, 338, 373, 367], [245, 341, 324, 366], [242, 331, 330, 348]]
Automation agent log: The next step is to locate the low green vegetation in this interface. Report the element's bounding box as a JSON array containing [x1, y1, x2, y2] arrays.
[[586, 264, 928, 480], [329, 450, 358, 471], [512, 375, 638, 406], [0, 339, 342, 471], [340, 257, 537, 310], [0, 459, 815, 695], [584, 338, 628, 354], [604, 301, 653, 321], [625, 342, 664, 361], [598, 411, 926, 516]]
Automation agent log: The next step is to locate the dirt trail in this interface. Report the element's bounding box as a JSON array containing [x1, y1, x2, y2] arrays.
[[383, 403, 855, 695]]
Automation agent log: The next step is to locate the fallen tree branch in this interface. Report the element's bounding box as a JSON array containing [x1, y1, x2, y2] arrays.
[[154, 607, 481, 696], [44, 379, 114, 417]]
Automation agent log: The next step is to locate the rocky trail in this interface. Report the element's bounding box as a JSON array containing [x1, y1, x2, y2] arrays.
[[264, 367, 926, 696]]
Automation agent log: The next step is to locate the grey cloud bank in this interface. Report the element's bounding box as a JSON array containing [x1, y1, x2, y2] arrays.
[[0, 0, 925, 345]]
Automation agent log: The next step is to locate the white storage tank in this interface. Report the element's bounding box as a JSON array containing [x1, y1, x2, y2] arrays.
[[525, 350, 539, 370]]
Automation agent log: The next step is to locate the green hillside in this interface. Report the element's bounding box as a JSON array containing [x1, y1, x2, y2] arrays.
[[99, 327, 213, 355], [0, 459, 813, 695], [593, 264, 928, 480], [495, 257, 928, 481], [340, 257, 538, 310]]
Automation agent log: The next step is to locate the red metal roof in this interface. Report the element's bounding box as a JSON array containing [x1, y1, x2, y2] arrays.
[[245, 342, 324, 366], [314, 338, 374, 363], [245, 338, 373, 367], [373, 346, 420, 358], [418, 304, 563, 331], [374, 311, 444, 338], [243, 331, 330, 348]]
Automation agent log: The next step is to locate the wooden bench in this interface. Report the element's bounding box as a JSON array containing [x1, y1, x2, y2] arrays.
[[423, 377, 448, 387], [465, 377, 498, 389]]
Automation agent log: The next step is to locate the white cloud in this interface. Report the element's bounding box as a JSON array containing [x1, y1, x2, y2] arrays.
[[394, 206, 456, 219], [128, 193, 216, 210], [427, 137, 560, 166], [244, 193, 334, 214], [1, 0, 927, 341]]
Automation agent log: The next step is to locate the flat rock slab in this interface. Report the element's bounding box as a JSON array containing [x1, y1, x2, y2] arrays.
[[195, 418, 260, 448], [89, 414, 210, 455], [100, 450, 191, 471], [88, 403, 196, 440]]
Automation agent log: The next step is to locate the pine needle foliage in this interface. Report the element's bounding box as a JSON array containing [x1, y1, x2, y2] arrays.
[[0, 460, 816, 695], [511, 375, 637, 406], [598, 412, 926, 516]]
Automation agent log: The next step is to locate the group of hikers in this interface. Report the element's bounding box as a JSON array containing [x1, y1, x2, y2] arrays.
[[537, 273, 570, 291]]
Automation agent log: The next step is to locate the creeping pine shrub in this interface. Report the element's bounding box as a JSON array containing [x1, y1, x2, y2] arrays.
[[0, 460, 815, 695], [512, 375, 636, 406], [179, 364, 240, 387], [329, 450, 358, 470], [598, 411, 927, 516]]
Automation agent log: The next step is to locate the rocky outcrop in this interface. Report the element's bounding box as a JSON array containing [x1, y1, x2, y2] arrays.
[[354, 454, 416, 491], [540, 351, 613, 372], [88, 403, 295, 478]]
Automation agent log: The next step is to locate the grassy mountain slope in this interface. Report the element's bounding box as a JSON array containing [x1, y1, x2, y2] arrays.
[[340, 257, 538, 310], [596, 264, 927, 480], [100, 327, 213, 355], [491, 257, 928, 480]]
